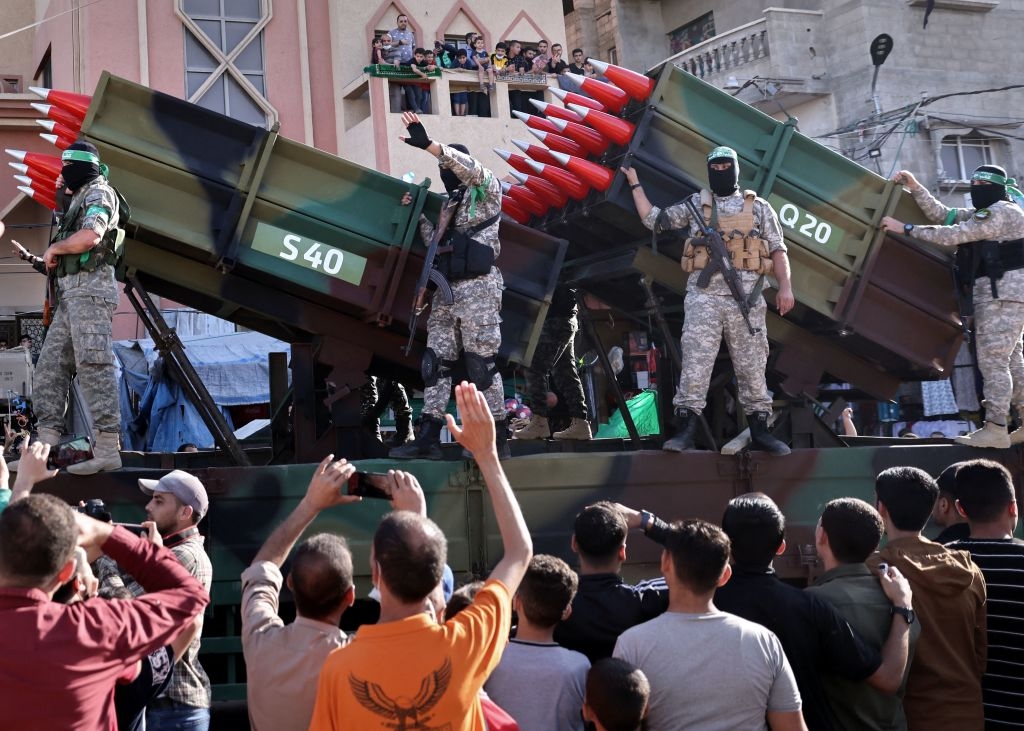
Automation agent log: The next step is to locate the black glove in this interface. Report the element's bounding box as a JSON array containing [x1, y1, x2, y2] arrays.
[[404, 121, 432, 150]]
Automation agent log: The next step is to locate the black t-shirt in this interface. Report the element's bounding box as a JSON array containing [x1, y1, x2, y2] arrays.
[[553, 572, 669, 662], [546, 59, 569, 75], [567, 63, 587, 76], [714, 567, 882, 731], [115, 646, 175, 731]]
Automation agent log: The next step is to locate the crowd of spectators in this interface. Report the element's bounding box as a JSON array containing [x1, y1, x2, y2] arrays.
[[2, 385, 1021, 729], [368, 15, 599, 118]]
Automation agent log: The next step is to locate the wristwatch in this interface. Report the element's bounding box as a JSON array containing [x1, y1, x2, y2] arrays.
[[639, 509, 654, 532], [903, 223, 915, 236], [891, 606, 916, 625]]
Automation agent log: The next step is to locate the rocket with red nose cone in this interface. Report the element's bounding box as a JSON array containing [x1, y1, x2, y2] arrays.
[[523, 159, 590, 201]]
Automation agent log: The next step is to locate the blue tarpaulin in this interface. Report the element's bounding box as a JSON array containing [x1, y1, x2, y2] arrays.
[[114, 331, 289, 452]]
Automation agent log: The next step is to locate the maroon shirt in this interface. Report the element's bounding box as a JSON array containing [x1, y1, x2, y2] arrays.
[[0, 527, 209, 730]]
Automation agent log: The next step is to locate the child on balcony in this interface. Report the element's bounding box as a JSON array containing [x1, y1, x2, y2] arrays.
[[472, 36, 496, 92]]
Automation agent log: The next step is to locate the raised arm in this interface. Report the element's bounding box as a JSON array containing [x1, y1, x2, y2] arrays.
[[252, 455, 359, 567], [447, 382, 532, 592]]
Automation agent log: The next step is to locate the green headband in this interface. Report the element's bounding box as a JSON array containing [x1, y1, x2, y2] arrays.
[[972, 170, 1016, 186], [972, 170, 1024, 204], [707, 146, 737, 162], [61, 149, 100, 165]]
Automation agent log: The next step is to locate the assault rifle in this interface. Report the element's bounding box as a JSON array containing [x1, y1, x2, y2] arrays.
[[12, 239, 56, 326], [682, 197, 760, 335], [404, 197, 458, 356]]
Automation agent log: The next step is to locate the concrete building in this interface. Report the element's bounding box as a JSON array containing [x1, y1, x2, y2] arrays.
[[567, 0, 1023, 203], [1, 0, 1022, 345], [0, 0, 569, 343]]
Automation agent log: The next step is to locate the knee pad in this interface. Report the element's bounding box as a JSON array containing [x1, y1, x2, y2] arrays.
[[463, 351, 498, 390], [422, 348, 457, 388]]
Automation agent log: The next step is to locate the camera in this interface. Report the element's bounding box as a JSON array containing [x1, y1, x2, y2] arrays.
[[74, 498, 148, 536], [75, 498, 112, 523]]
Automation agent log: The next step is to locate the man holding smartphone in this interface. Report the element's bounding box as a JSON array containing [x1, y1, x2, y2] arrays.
[[311, 382, 534, 730], [241, 456, 427, 731]]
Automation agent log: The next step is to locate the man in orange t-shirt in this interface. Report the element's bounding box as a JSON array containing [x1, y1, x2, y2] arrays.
[[309, 382, 533, 731]]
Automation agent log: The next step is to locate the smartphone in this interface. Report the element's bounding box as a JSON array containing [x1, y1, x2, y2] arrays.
[[877, 562, 889, 574], [45, 435, 94, 470], [347, 471, 392, 500]]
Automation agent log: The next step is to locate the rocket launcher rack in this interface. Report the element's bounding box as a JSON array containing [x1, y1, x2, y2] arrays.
[[73, 72, 566, 462], [512, 61, 962, 404]]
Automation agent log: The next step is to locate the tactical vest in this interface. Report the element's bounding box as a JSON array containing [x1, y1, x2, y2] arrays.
[[54, 178, 127, 278], [955, 237, 1024, 300], [437, 211, 499, 282], [681, 190, 774, 276]]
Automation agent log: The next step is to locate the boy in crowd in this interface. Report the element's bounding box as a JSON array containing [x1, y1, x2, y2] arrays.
[[450, 49, 471, 116], [491, 42, 510, 74], [485, 554, 590, 731], [614, 519, 806, 730], [807, 498, 921, 730], [871, 466, 986, 731], [405, 47, 432, 114], [946, 459, 1024, 730], [568, 48, 588, 76], [582, 658, 650, 731], [472, 36, 496, 91]]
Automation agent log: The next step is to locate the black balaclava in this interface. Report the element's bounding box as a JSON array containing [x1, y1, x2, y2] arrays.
[[440, 143, 470, 194], [61, 141, 102, 192], [971, 164, 1009, 210], [707, 145, 739, 197]]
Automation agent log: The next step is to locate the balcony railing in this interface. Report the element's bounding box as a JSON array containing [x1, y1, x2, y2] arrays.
[[672, 18, 769, 79]]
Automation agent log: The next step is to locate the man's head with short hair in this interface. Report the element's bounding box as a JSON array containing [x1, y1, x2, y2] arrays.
[[372, 511, 447, 604], [525, 48, 536, 60], [663, 519, 731, 595], [537, 40, 548, 52], [288, 533, 354, 620], [0, 494, 77, 590], [396, 14, 408, 27], [572, 48, 584, 60], [583, 658, 650, 731], [955, 458, 1018, 525], [933, 461, 968, 528], [456, 49, 468, 60], [721, 494, 784, 568], [572, 501, 627, 567], [515, 554, 578, 629], [818, 498, 883, 564], [875, 466, 939, 533]]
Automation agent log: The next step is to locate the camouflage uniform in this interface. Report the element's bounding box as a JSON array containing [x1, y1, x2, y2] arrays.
[[524, 287, 587, 419], [34, 177, 121, 434], [641, 190, 786, 415], [417, 145, 505, 417], [908, 188, 1024, 422]]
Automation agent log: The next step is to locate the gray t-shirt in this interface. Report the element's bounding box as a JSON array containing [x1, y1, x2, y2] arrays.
[[484, 638, 589, 731], [614, 610, 801, 731]]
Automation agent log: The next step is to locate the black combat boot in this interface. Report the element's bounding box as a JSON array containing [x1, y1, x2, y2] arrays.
[[393, 413, 413, 445], [662, 409, 699, 452], [390, 415, 444, 460], [748, 411, 791, 456]]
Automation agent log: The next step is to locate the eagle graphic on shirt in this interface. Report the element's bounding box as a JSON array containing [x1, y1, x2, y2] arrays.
[[349, 658, 454, 730]]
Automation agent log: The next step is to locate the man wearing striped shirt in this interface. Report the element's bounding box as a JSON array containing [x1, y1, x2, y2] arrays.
[[947, 459, 1024, 731]]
